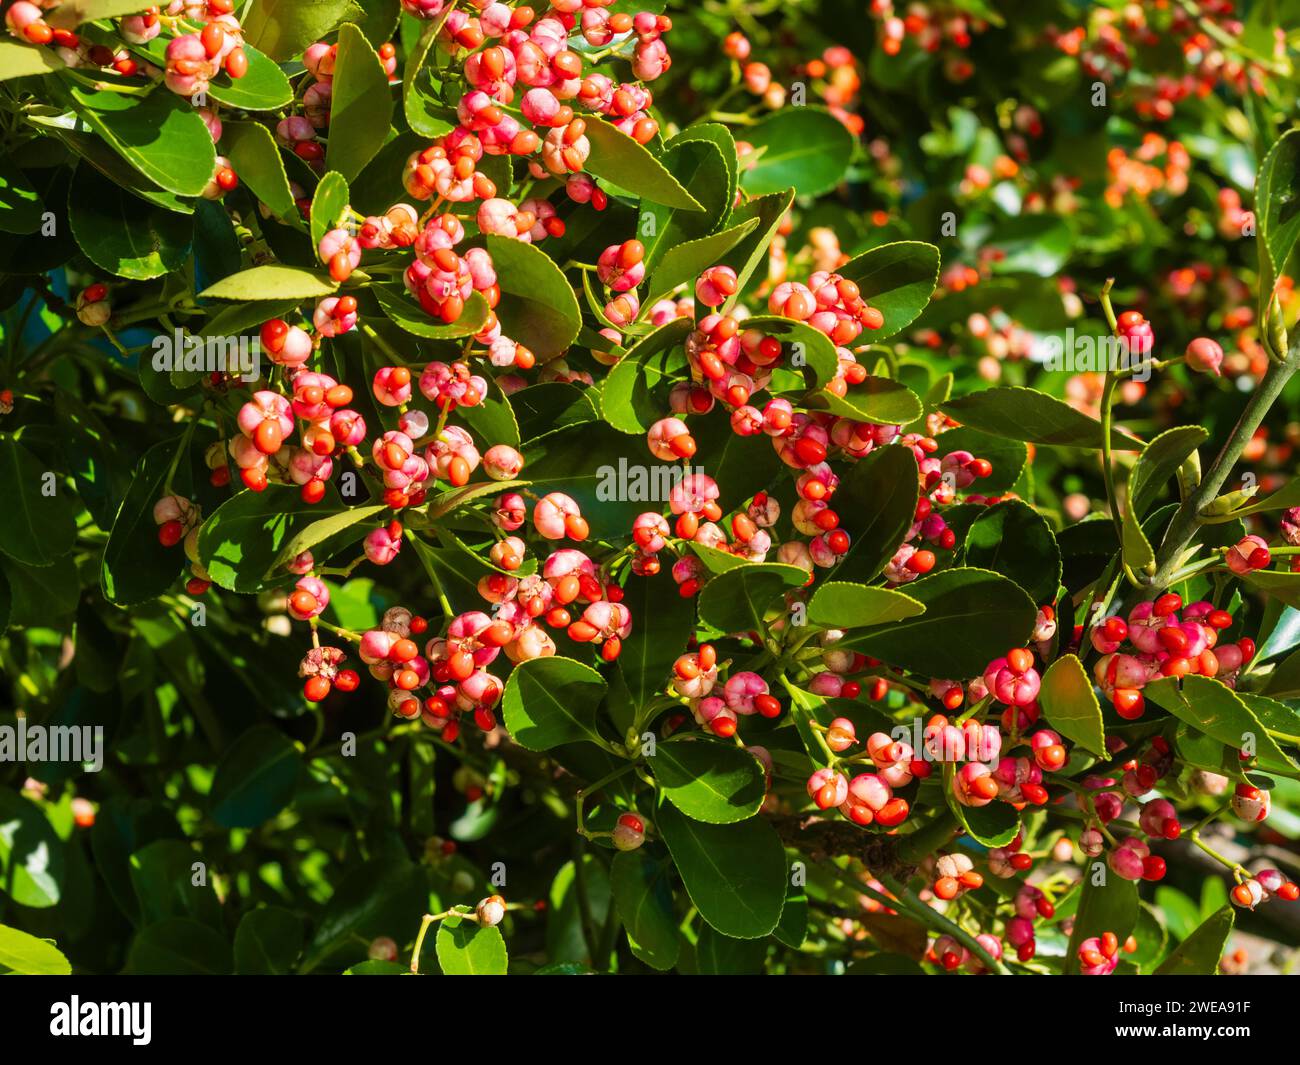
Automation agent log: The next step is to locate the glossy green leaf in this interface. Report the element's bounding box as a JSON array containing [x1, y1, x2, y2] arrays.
[[200, 264, 337, 300], [941, 387, 1143, 451], [610, 851, 679, 971], [126, 919, 233, 975], [1145, 676, 1298, 773], [0, 437, 78, 568], [0, 924, 71, 975], [804, 376, 923, 425], [829, 444, 918, 583], [650, 738, 766, 823], [486, 234, 582, 359], [326, 23, 395, 182], [740, 107, 852, 198], [1038, 654, 1107, 757], [206, 42, 294, 110], [656, 802, 785, 939], [582, 117, 703, 211], [838, 241, 941, 341], [210, 725, 301, 829], [806, 581, 925, 629], [1129, 425, 1208, 516], [63, 83, 216, 197], [502, 656, 609, 751], [600, 317, 692, 433], [618, 567, 696, 711], [310, 170, 351, 256], [222, 121, 299, 225], [68, 163, 193, 279], [101, 437, 191, 606], [1154, 907, 1233, 975], [697, 562, 808, 636], [436, 914, 508, 975], [841, 568, 1038, 678], [243, 0, 364, 61], [1064, 863, 1139, 974], [641, 137, 730, 270], [0, 792, 64, 908], [961, 500, 1061, 605], [646, 216, 759, 302], [373, 283, 490, 339], [0, 158, 43, 234]]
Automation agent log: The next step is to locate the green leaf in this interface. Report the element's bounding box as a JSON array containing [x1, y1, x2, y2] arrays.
[[326, 23, 395, 182], [1129, 425, 1208, 516], [829, 444, 918, 583], [55, 128, 194, 214], [126, 919, 233, 975], [0, 39, 62, 80], [697, 562, 808, 636], [1255, 128, 1300, 329], [486, 234, 582, 359], [0, 792, 64, 908], [740, 107, 853, 198], [502, 656, 610, 751], [941, 765, 1021, 847], [519, 421, 652, 538], [206, 42, 294, 110], [68, 163, 192, 280], [655, 802, 785, 939], [234, 906, 305, 975], [695, 925, 767, 973], [668, 122, 738, 211], [1145, 676, 1298, 773], [222, 121, 299, 224], [0, 924, 71, 975], [301, 858, 426, 973], [62, 82, 216, 198], [271, 502, 388, 571], [934, 426, 1027, 494], [436, 914, 508, 975], [0, 437, 78, 567], [838, 242, 941, 341], [941, 387, 1143, 451], [1064, 863, 1139, 974], [209, 725, 301, 829], [840, 568, 1038, 678], [198, 486, 353, 592], [646, 216, 759, 302], [719, 187, 795, 299], [600, 317, 692, 433], [618, 567, 696, 710], [610, 851, 679, 971], [1242, 569, 1300, 609], [742, 315, 840, 390], [243, 0, 364, 61], [0, 158, 43, 234], [582, 117, 704, 211], [806, 581, 925, 629], [101, 437, 191, 606], [960, 500, 1061, 604], [310, 170, 351, 256], [651, 738, 766, 823], [804, 376, 923, 425], [1121, 504, 1156, 577], [641, 137, 730, 270], [1038, 654, 1107, 757], [373, 283, 490, 339], [403, 7, 457, 137], [1263, 645, 1300, 698], [129, 838, 222, 927], [1154, 907, 1233, 975], [200, 264, 337, 300], [56, 0, 176, 21]]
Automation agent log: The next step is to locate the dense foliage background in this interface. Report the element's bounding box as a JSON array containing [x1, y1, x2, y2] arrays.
[[4, 0, 1300, 977]]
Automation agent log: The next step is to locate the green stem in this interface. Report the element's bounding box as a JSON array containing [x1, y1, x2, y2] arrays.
[[1149, 338, 1300, 589]]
